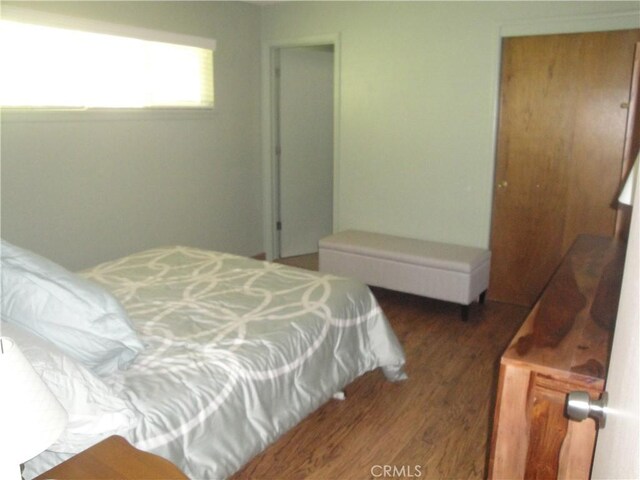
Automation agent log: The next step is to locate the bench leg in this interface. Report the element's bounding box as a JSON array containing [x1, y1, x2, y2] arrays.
[[479, 290, 487, 304], [461, 304, 469, 322], [461, 291, 487, 321]]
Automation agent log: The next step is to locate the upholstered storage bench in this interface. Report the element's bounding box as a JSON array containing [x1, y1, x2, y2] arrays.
[[319, 230, 491, 320]]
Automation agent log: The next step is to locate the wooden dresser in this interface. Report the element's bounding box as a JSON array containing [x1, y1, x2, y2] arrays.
[[34, 436, 188, 480], [488, 235, 626, 479]]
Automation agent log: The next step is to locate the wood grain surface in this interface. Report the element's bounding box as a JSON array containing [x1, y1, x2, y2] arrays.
[[503, 235, 624, 382], [489, 235, 624, 479], [489, 30, 640, 307], [34, 435, 188, 480]]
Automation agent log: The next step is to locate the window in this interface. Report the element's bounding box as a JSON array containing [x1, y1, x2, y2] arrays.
[[0, 9, 215, 109]]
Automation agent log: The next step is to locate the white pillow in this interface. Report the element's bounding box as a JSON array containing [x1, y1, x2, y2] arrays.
[[0, 321, 140, 453], [1, 240, 144, 375]]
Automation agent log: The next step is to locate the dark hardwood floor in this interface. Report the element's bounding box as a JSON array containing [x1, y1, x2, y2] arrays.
[[273, 253, 320, 272], [231, 254, 528, 479]]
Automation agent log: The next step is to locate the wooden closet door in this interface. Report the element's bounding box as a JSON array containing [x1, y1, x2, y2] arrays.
[[489, 29, 640, 307]]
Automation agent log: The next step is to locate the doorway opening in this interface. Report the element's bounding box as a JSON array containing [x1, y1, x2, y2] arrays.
[[271, 44, 336, 260]]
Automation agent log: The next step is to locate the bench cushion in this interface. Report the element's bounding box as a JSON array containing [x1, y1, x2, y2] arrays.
[[319, 230, 491, 305], [319, 230, 490, 274]]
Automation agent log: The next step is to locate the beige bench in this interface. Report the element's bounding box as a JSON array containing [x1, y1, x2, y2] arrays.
[[319, 230, 491, 320]]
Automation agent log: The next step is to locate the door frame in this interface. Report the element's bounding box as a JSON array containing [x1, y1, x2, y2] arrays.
[[261, 34, 341, 260], [275, 45, 335, 258], [489, 12, 640, 241], [485, 14, 640, 290], [489, 12, 640, 228]]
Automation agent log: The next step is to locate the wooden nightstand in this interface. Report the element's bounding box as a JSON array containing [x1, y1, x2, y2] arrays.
[[34, 435, 188, 480]]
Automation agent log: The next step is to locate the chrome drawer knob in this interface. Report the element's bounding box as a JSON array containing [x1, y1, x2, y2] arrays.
[[566, 391, 608, 429]]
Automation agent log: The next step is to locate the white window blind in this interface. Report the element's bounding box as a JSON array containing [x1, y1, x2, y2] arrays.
[[0, 8, 215, 109]]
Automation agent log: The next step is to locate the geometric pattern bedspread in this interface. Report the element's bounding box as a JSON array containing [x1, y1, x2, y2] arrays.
[[28, 246, 406, 479]]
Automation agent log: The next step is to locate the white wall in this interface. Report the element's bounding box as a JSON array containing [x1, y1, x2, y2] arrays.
[[1, 1, 262, 270], [261, 1, 640, 255], [591, 161, 639, 478], [3, 2, 638, 269]]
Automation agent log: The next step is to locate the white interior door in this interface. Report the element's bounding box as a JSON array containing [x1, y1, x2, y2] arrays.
[[590, 164, 639, 479], [278, 46, 334, 258]]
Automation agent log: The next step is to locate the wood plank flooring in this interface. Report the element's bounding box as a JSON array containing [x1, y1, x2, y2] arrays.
[[231, 254, 528, 480]]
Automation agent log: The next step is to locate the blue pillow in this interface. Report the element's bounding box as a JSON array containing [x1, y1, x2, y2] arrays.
[[1, 240, 144, 375]]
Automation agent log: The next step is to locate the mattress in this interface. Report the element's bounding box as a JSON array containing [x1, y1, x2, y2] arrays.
[[24, 246, 406, 479]]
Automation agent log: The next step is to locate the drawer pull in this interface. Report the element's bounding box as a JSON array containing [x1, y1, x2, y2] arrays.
[[566, 391, 608, 428]]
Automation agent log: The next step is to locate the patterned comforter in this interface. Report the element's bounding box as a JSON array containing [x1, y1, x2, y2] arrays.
[[29, 246, 406, 479]]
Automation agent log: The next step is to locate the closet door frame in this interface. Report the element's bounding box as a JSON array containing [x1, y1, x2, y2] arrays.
[[489, 27, 639, 305]]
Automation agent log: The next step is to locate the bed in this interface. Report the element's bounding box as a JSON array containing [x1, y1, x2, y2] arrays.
[[0, 241, 406, 479]]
